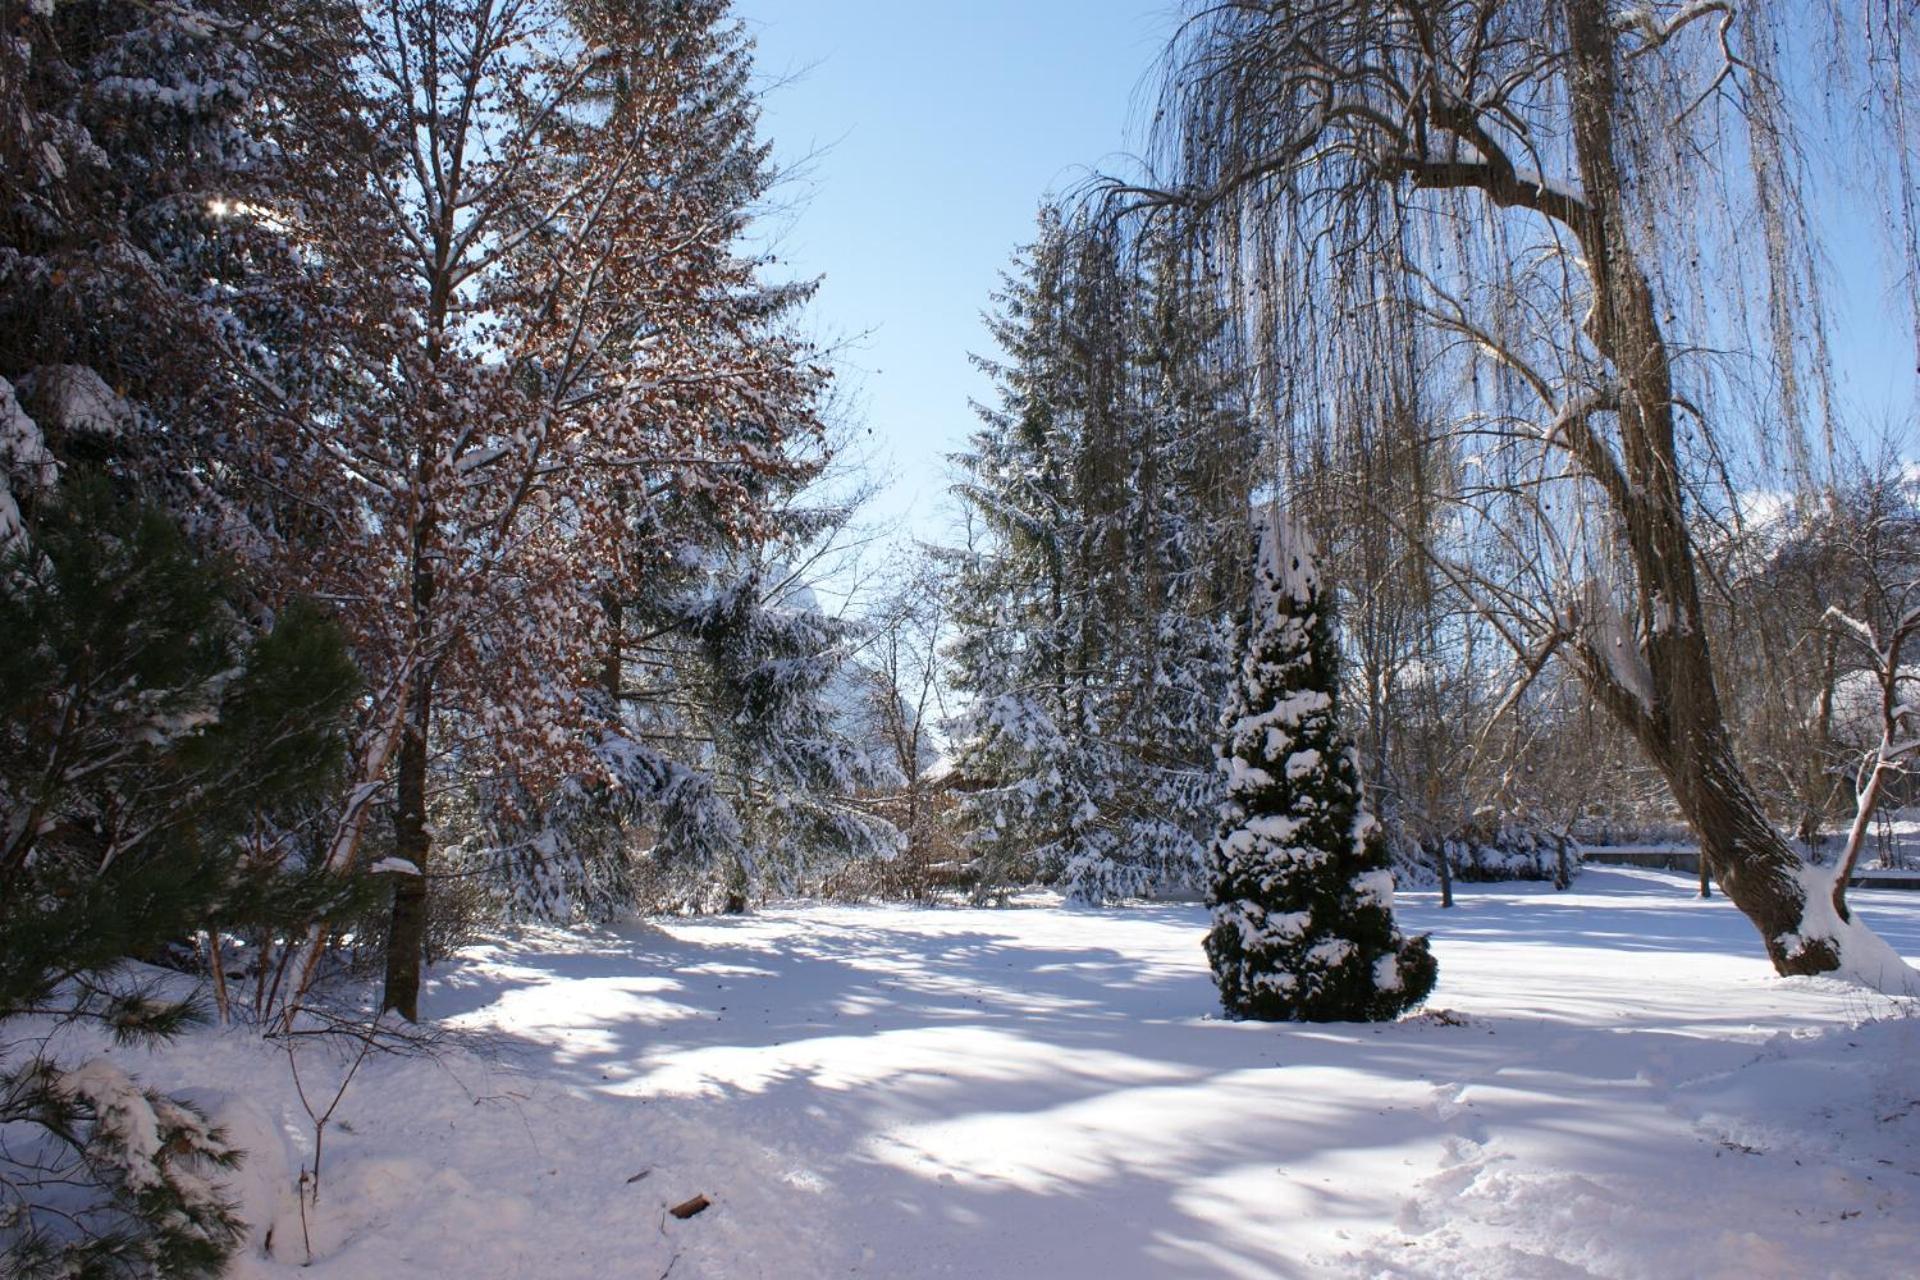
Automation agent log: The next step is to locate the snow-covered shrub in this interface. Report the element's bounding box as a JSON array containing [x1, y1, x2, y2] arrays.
[[814, 782, 972, 902], [1204, 509, 1436, 1021], [1, 1053, 244, 1278], [1417, 823, 1582, 884]]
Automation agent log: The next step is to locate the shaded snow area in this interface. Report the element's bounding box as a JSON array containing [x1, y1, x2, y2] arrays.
[[71, 870, 1920, 1277]]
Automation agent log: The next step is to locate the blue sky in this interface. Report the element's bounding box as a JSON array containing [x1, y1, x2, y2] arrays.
[[741, 1, 1177, 547]]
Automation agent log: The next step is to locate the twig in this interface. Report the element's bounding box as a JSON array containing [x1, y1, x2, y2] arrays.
[[284, 1022, 379, 1264]]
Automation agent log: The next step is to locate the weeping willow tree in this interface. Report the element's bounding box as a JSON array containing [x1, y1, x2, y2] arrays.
[[1111, 1, 1920, 986]]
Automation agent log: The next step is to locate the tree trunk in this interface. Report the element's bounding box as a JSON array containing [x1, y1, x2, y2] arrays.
[[601, 590, 624, 704], [383, 475, 438, 1022], [1656, 729, 1835, 971], [1560, 0, 1837, 976], [381, 668, 435, 1021], [1801, 630, 1841, 848]]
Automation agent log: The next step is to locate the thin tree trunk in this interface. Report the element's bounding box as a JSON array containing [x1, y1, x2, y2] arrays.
[[1801, 631, 1841, 846], [279, 668, 415, 1028], [602, 591, 624, 704], [383, 485, 439, 1021], [207, 929, 230, 1027], [381, 669, 435, 1021]]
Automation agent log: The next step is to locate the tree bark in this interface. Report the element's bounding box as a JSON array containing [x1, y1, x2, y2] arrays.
[[602, 590, 624, 704], [382, 466, 439, 1021], [1658, 727, 1834, 972], [381, 667, 435, 1021], [1559, 0, 1833, 974]]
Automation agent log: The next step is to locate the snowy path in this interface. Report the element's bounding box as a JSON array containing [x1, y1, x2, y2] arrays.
[[398, 868, 1918, 1279], [133, 869, 1918, 1277]]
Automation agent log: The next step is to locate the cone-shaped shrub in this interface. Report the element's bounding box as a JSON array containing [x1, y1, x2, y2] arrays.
[[1204, 506, 1436, 1020]]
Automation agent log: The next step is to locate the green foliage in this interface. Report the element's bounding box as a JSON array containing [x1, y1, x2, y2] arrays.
[[1, 474, 361, 1012], [1205, 510, 1436, 1021], [0, 1057, 245, 1280], [1, 473, 359, 1276]]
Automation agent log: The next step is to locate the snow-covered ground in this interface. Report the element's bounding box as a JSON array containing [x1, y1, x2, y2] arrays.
[[73, 868, 1920, 1278]]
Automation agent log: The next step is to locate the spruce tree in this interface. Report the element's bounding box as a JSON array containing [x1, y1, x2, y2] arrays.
[[946, 212, 1255, 903], [498, 539, 899, 920], [945, 208, 1106, 897], [1205, 506, 1436, 1021]]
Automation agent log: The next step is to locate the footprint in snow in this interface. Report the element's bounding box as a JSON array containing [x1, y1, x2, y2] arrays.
[[1428, 1082, 1493, 1147]]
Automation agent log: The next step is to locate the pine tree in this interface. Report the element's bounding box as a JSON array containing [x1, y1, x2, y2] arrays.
[[0, 0, 379, 1028], [1, 467, 359, 1279], [1205, 506, 1436, 1022], [0, 0, 354, 532], [1091, 242, 1254, 900], [494, 529, 900, 920], [665, 551, 900, 904]]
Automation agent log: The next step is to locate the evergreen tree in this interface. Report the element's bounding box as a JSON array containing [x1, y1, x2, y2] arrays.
[[492, 528, 900, 920], [945, 211, 1253, 902], [945, 210, 1113, 897], [1205, 506, 1435, 1022], [0, 466, 359, 1278], [1091, 241, 1253, 900], [0, 0, 352, 535], [663, 550, 900, 903]]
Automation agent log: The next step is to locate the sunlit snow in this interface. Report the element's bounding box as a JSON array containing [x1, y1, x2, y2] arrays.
[[84, 869, 1920, 1278]]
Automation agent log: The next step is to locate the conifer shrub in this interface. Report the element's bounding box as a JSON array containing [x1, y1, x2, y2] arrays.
[[1204, 508, 1436, 1021]]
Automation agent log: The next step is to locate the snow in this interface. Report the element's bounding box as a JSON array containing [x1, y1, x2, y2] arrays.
[[1350, 867, 1396, 905], [1592, 595, 1656, 716], [18, 364, 126, 438], [1283, 748, 1321, 780], [1787, 861, 1920, 994], [1825, 664, 1920, 748], [1223, 755, 1273, 789], [0, 375, 55, 548], [33, 869, 1920, 1277], [61, 1059, 171, 1191], [1253, 503, 1318, 608]]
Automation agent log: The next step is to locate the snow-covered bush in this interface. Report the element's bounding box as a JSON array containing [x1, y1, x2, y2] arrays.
[[1416, 823, 1582, 884], [1205, 509, 1436, 1022], [1, 1052, 244, 1278]]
